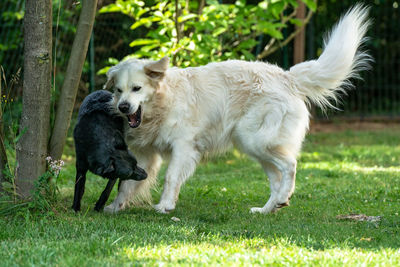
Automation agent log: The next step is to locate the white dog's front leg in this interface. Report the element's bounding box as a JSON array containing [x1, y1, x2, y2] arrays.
[[104, 180, 137, 213], [154, 145, 200, 213], [104, 151, 162, 214]]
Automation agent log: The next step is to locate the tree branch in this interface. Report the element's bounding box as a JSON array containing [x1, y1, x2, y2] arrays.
[[257, 6, 314, 60], [49, 0, 98, 160], [172, 0, 183, 66], [281, 8, 298, 24], [173, 0, 184, 66], [197, 0, 205, 15]]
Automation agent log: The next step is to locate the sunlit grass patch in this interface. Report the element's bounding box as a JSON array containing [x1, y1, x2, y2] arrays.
[[119, 237, 400, 266]]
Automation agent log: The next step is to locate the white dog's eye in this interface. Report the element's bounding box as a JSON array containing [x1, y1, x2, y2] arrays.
[[116, 88, 122, 93], [132, 86, 141, 92]]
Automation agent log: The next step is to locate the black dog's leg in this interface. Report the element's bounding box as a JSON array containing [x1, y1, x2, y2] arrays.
[[94, 179, 117, 212], [72, 169, 87, 212]]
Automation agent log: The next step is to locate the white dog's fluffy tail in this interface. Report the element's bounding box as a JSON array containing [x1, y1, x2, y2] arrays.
[[289, 4, 372, 110]]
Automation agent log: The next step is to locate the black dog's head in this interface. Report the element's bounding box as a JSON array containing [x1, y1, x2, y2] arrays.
[[75, 89, 147, 182], [97, 149, 147, 181]]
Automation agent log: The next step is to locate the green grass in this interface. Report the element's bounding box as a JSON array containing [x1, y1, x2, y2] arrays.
[[1, 128, 400, 266]]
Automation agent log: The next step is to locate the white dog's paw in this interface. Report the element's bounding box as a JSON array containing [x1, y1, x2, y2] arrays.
[[250, 207, 265, 214], [104, 203, 122, 214], [250, 206, 277, 214], [250, 201, 290, 214], [153, 201, 175, 214]]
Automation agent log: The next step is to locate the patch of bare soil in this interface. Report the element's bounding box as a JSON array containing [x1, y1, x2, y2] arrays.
[[336, 214, 382, 223], [310, 120, 400, 133]]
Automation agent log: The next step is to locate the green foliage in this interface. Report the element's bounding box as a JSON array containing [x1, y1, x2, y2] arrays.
[[1, 65, 64, 214], [1, 127, 400, 264], [98, 0, 316, 72], [0, 0, 80, 208], [0, 157, 64, 217], [0, 66, 21, 179], [0, 0, 24, 52]]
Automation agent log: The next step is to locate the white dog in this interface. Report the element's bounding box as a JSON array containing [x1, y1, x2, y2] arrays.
[[103, 5, 371, 214]]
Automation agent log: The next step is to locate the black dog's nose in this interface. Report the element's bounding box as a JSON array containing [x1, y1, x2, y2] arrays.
[[118, 102, 130, 113]]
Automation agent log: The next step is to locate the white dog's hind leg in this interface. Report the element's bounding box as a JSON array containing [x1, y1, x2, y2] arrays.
[[251, 152, 297, 214], [154, 145, 200, 214], [277, 156, 297, 204], [250, 162, 282, 214], [104, 152, 162, 213]]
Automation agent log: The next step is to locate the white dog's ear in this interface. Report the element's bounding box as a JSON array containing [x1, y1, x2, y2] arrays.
[[103, 66, 117, 90], [103, 76, 114, 90], [144, 57, 169, 81]]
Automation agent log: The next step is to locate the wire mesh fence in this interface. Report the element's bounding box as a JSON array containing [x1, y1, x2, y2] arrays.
[[0, 0, 24, 80], [1, 0, 399, 118], [308, 0, 400, 118]]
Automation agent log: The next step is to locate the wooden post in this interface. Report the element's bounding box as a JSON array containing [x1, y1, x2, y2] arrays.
[[294, 1, 306, 64]]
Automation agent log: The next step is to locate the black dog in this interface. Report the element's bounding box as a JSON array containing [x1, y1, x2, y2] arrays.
[[72, 90, 147, 212]]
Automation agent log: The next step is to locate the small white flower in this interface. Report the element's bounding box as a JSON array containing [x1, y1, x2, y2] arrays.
[[46, 157, 64, 177]]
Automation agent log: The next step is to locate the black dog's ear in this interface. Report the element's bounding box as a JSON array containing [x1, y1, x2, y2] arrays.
[[104, 160, 115, 174], [94, 159, 115, 177]]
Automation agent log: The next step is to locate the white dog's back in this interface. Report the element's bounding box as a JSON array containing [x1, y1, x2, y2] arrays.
[[180, 60, 306, 154]]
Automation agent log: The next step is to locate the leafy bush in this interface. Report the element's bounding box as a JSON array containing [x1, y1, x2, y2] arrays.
[[98, 0, 316, 72]]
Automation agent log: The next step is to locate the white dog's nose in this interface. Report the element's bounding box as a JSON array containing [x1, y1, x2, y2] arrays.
[[118, 102, 130, 113]]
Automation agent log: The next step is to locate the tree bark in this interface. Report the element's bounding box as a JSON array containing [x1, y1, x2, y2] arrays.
[[294, 1, 306, 64], [49, 0, 98, 160], [257, 6, 314, 60], [197, 0, 205, 15], [172, 0, 183, 66], [15, 0, 52, 198]]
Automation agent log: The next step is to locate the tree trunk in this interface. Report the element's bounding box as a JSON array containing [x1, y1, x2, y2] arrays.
[[15, 0, 52, 199], [294, 1, 306, 64], [49, 0, 98, 161]]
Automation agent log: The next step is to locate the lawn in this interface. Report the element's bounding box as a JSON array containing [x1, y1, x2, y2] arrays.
[[1, 126, 400, 266]]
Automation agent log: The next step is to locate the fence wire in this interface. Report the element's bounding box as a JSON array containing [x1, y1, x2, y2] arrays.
[[308, 0, 400, 118]]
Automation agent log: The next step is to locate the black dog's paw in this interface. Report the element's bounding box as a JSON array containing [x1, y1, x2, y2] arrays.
[[94, 204, 102, 212], [71, 204, 81, 212]]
